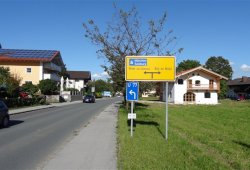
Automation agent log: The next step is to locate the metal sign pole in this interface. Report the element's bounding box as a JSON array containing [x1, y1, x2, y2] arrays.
[[131, 101, 134, 137], [166, 82, 168, 141]]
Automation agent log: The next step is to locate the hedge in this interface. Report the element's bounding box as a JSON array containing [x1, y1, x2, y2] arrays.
[[2, 96, 46, 108]]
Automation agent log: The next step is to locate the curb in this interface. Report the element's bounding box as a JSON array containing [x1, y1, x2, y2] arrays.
[[9, 100, 82, 115], [9, 105, 55, 115]]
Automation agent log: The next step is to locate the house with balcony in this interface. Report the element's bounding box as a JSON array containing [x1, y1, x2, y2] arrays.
[[0, 48, 65, 85], [161, 66, 228, 104], [66, 71, 91, 91]]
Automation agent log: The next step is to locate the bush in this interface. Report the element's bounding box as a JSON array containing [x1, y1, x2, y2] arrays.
[[95, 92, 103, 98], [2, 95, 46, 108], [21, 82, 39, 96], [38, 79, 59, 95]]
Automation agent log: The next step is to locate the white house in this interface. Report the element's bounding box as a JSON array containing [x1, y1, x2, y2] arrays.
[[162, 66, 228, 104], [66, 71, 91, 91], [142, 89, 156, 97]]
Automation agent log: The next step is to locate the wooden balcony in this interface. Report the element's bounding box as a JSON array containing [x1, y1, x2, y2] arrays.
[[187, 84, 219, 91]]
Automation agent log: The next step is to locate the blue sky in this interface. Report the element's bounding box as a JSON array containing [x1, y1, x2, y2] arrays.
[[1, 0, 249, 79]]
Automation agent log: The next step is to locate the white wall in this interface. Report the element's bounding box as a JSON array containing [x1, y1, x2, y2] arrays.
[[173, 72, 219, 104], [188, 72, 218, 88], [174, 75, 188, 104], [195, 92, 218, 104], [67, 79, 85, 91]]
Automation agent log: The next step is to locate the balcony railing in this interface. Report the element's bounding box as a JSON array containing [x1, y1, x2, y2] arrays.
[[43, 62, 62, 72], [44, 73, 60, 82], [187, 84, 219, 91]]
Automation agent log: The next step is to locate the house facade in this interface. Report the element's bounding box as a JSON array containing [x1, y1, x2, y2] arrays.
[[227, 76, 250, 100], [162, 66, 228, 104], [66, 71, 91, 91], [0, 49, 65, 85]]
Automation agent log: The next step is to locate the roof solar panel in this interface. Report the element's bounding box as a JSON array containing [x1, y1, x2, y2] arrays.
[[0, 49, 58, 59]]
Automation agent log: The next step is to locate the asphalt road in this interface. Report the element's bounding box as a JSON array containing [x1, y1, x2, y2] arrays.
[[0, 98, 118, 170]]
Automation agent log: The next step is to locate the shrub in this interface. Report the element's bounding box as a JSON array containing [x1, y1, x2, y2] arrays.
[[95, 92, 103, 98], [21, 82, 39, 96], [38, 79, 59, 95], [2, 95, 46, 108]]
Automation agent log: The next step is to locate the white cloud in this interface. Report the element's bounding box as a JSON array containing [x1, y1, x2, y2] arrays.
[[101, 72, 109, 76], [240, 64, 250, 72], [92, 72, 110, 79], [92, 73, 102, 78], [229, 61, 234, 65]]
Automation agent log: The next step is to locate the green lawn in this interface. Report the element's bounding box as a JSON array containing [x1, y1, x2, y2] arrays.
[[117, 100, 250, 170], [139, 96, 160, 101]]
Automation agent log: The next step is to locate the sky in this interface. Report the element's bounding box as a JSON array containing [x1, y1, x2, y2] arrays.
[[0, 0, 249, 79]]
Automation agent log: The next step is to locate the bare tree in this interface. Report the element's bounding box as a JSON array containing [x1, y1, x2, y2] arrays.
[[83, 5, 183, 93]]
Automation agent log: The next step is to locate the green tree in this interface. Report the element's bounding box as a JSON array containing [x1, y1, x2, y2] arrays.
[[139, 82, 156, 97], [0, 67, 11, 86], [83, 5, 183, 97], [0, 67, 21, 97], [87, 79, 113, 93], [205, 56, 233, 99], [21, 82, 39, 96], [38, 79, 58, 95], [205, 56, 233, 79], [176, 59, 201, 72]]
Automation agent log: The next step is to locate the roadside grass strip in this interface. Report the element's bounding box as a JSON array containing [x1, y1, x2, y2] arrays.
[[117, 100, 250, 170]]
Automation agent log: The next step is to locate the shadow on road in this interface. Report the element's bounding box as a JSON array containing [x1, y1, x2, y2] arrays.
[[8, 120, 24, 127]]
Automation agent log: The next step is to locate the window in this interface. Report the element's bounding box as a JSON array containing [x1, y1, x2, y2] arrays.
[[25, 81, 32, 84], [178, 79, 183, 84], [205, 92, 211, 98], [195, 80, 200, 86], [183, 92, 195, 102], [26, 68, 32, 73]]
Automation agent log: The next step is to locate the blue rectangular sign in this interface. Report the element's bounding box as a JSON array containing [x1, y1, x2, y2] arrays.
[[129, 59, 147, 66], [126, 82, 139, 101]]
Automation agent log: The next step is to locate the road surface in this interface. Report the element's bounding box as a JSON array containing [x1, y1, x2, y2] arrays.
[[0, 98, 118, 170]]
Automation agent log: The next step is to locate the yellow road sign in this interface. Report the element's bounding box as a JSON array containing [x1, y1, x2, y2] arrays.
[[125, 56, 176, 81]]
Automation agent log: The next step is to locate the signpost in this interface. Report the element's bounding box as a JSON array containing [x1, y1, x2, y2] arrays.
[[126, 81, 139, 101], [126, 81, 139, 137], [125, 56, 175, 141], [125, 56, 175, 81]]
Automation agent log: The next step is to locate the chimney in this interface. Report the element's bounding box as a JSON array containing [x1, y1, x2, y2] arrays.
[[241, 76, 247, 82]]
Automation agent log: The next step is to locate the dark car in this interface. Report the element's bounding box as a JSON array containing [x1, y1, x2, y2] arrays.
[[0, 100, 9, 128], [83, 95, 95, 103]]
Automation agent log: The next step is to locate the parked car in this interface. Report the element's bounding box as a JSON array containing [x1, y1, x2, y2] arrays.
[[0, 100, 9, 128], [83, 95, 95, 103], [237, 95, 245, 101], [102, 91, 112, 97]]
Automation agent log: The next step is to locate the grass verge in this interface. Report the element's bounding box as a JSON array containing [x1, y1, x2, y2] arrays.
[[117, 100, 250, 169]]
